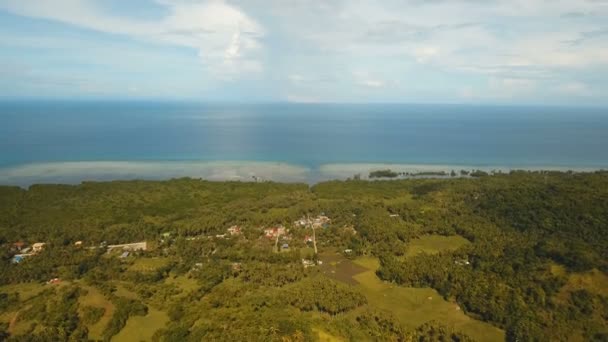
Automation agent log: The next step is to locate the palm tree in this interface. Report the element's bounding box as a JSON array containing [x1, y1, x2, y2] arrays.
[[292, 330, 305, 342]]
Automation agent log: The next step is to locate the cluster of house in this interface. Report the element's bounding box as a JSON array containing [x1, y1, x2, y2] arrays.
[[293, 215, 331, 229], [215, 225, 243, 239], [264, 226, 287, 239], [301, 259, 323, 268], [11, 241, 47, 264], [454, 259, 471, 266]]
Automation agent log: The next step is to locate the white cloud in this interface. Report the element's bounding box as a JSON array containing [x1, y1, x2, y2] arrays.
[[413, 47, 440, 63], [2, 0, 608, 102], [0, 0, 265, 79]]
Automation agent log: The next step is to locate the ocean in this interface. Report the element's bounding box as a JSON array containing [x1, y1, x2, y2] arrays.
[[1, 101, 607, 185]]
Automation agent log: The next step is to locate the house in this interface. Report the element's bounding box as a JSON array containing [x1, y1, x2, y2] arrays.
[[302, 259, 315, 268], [74, 241, 83, 247], [160, 232, 172, 242], [455, 259, 471, 266], [294, 215, 331, 229], [12, 255, 25, 264], [47, 278, 61, 285], [32, 243, 46, 253], [313, 215, 331, 228], [12, 242, 26, 252], [227, 225, 242, 236], [264, 226, 286, 239], [106, 242, 147, 252]]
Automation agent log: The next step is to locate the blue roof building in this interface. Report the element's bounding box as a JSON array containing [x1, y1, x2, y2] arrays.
[[12, 255, 24, 263]]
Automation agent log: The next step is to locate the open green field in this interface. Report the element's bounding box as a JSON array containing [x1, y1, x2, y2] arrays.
[[312, 327, 345, 342], [0, 282, 46, 302], [112, 308, 169, 342], [0, 283, 46, 335], [351, 256, 505, 342], [165, 275, 200, 293], [556, 268, 608, 304], [127, 257, 172, 272], [405, 234, 470, 258], [79, 285, 115, 340], [318, 252, 367, 286]]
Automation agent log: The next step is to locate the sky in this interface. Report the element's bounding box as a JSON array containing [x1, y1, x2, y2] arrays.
[[1, 0, 608, 105]]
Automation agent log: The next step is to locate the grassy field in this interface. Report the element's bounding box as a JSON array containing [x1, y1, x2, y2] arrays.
[[112, 281, 140, 300], [312, 327, 345, 342], [0, 283, 47, 335], [405, 235, 470, 258], [111, 308, 169, 342], [0, 282, 46, 301], [79, 285, 115, 340], [127, 257, 172, 272], [556, 268, 608, 305], [318, 252, 367, 286], [351, 256, 505, 342], [165, 275, 200, 293]]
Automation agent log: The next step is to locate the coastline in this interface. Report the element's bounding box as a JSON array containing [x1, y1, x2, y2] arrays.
[[0, 160, 605, 188]]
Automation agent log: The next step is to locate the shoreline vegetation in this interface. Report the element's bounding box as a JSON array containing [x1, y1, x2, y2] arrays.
[[0, 171, 606, 341], [0, 160, 605, 188]]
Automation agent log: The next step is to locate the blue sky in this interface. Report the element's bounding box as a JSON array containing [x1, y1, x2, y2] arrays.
[[1, 0, 608, 104]]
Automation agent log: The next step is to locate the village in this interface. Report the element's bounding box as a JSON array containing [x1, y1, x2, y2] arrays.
[[6, 214, 349, 283]]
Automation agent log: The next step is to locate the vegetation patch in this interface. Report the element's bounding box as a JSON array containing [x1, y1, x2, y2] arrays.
[[405, 235, 470, 258], [112, 308, 169, 342], [319, 252, 368, 285], [352, 257, 504, 342], [78, 285, 115, 340], [127, 257, 173, 273]]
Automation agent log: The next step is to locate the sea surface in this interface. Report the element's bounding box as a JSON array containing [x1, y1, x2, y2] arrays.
[[0, 102, 607, 185]]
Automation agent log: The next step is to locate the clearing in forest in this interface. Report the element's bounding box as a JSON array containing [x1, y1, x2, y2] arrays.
[[112, 308, 169, 342], [405, 235, 470, 258], [351, 257, 504, 342], [557, 268, 608, 301], [127, 257, 172, 272], [79, 285, 115, 341], [318, 252, 368, 285]]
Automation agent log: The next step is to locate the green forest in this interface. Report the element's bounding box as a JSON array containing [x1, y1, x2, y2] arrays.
[[0, 171, 606, 341]]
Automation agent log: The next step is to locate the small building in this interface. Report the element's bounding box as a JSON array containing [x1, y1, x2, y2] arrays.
[[231, 262, 242, 271], [47, 278, 61, 285], [304, 235, 313, 243], [215, 234, 227, 239], [120, 251, 130, 259], [294, 215, 331, 229], [344, 249, 353, 254], [160, 232, 172, 242], [227, 225, 242, 236], [282, 243, 289, 250], [74, 241, 83, 247], [12, 242, 26, 252], [12, 255, 25, 264], [264, 226, 286, 239], [302, 259, 315, 268], [32, 243, 46, 253], [21, 247, 32, 254]]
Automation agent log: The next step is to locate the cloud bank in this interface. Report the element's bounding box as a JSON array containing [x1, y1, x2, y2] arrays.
[[1, 0, 608, 103]]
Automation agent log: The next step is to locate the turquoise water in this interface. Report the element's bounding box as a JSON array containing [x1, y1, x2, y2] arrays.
[[0, 102, 607, 184]]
